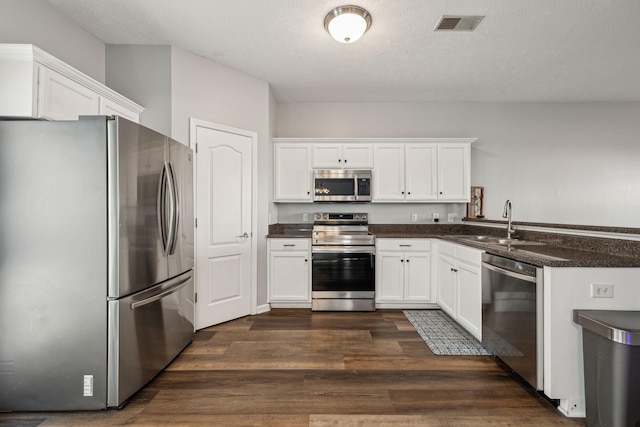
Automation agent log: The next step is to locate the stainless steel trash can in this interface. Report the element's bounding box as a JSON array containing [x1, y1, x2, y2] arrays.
[[574, 310, 640, 427]]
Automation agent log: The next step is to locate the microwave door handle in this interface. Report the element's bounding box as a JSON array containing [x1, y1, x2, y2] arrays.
[[354, 175, 359, 200]]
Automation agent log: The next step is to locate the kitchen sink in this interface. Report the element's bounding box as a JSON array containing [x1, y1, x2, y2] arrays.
[[452, 235, 568, 261]]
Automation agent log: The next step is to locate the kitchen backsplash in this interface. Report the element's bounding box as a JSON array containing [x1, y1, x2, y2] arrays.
[[274, 202, 468, 224]]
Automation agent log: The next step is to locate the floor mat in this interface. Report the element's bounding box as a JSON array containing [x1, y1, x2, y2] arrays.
[[403, 309, 491, 355]]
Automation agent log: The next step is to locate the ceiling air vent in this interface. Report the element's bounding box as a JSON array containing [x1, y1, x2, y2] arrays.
[[435, 15, 484, 31]]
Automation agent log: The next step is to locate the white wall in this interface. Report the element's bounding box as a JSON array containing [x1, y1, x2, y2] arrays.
[[170, 47, 272, 306], [276, 102, 640, 228], [0, 0, 105, 83], [276, 203, 466, 225], [106, 45, 172, 136]]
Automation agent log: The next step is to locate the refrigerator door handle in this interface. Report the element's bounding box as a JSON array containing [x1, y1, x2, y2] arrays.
[[130, 275, 191, 309], [167, 161, 180, 255], [157, 161, 170, 256]]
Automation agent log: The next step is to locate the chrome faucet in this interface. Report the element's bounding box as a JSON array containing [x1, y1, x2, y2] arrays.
[[502, 199, 515, 239]]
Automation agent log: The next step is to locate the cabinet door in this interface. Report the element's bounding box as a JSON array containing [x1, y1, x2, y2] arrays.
[[37, 66, 100, 120], [376, 251, 404, 301], [269, 251, 310, 303], [405, 143, 437, 201], [437, 254, 457, 317], [343, 144, 373, 168], [438, 144, 470, 201], [456, 260, 482, 340], [273, 143, 312, 202], [372, 144, 405, 201], [405, 252, 432, 301], [311, 144, 342, 168]]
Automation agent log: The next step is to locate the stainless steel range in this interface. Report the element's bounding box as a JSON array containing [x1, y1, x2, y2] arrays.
[[311, 212, 376, 311]]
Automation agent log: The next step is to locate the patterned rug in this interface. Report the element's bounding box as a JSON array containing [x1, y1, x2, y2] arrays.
[[403, 309, 491, 355]]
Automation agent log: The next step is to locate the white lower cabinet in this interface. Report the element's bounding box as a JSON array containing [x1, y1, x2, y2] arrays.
[[436, 240, 483, 340], [268, 239, 311, 308], [376, 239, 435, 308]]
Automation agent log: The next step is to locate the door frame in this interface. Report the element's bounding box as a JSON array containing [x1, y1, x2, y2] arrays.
[[189, 117, 259, 323]]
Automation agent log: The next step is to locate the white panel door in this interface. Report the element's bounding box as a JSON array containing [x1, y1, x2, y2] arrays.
[[456, 261, 482, 340], [405, 144, 437, 201], [405, 252, 431, 301], [372, 144, 405, 201], [195, 122, 254, 328], [438, 143, 470, 201], [376, 251, 404, 301], [273, 143, 312, 201], [437, 254, 457, 318]]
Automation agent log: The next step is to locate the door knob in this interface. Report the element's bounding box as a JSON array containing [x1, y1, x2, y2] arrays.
[[236, 232, 250, 238]]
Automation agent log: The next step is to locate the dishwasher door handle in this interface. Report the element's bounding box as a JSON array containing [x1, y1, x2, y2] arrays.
[[482, 262, 537, 283]]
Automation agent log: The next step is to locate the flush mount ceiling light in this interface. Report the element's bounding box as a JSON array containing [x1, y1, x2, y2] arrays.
[[324, 5, 372, 44]]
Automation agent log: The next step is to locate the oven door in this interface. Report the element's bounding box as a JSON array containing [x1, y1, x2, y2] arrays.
[[311, 246, 375, 297]]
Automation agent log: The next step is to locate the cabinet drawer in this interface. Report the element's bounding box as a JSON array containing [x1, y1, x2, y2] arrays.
[[376, 238, 431, 252], [455, 244, 484, 265], [269, 238, 310, 251]]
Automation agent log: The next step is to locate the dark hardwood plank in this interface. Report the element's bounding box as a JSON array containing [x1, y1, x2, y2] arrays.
[[0, 309, 585, 426]]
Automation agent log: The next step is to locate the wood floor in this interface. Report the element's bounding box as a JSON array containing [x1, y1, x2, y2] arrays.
[[0, 309, 585, 426]]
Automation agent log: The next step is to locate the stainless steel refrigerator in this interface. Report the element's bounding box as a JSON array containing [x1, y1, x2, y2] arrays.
[[0, 116, 195, 411]]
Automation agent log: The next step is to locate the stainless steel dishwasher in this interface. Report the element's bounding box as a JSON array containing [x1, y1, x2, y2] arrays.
[[481, 253, 543, 390]]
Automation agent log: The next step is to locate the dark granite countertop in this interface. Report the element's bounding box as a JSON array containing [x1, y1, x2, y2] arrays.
[[267, 223, 640, 268], [266, 223, 312, 238]]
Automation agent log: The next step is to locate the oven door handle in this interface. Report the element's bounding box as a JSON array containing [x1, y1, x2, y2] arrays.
[[482, 262, 536, 283], [312, 245, 376, 254]]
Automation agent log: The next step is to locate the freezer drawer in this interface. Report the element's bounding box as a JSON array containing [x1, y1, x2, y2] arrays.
[[107, 270, 194, 407]]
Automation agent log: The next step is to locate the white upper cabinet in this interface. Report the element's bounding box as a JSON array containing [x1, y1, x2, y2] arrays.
[[273, 138, 474, 204], [405, 143, 438, 201], [273, 142, 313, 202], [37, 66, 100, 120], [372, 144, 405, 201], [0, 44, 143, 122], [312, 142, 373, 169], [373, 139, 473, 203], [438, 143, 470, 201]]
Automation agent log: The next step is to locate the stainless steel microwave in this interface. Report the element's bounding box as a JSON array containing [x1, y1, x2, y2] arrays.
[[313, 169, 372, 202]]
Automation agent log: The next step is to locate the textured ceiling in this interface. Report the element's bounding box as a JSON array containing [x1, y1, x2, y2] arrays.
[[46, 0, 640, 103]]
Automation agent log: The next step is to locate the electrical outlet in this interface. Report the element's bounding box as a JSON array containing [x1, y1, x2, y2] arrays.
[[411, 213, 417, 222], [432, 213, 439, 222], [303, 213, 308, 222], [448, 213, 455, 222], [591, 283, 613, 298]]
